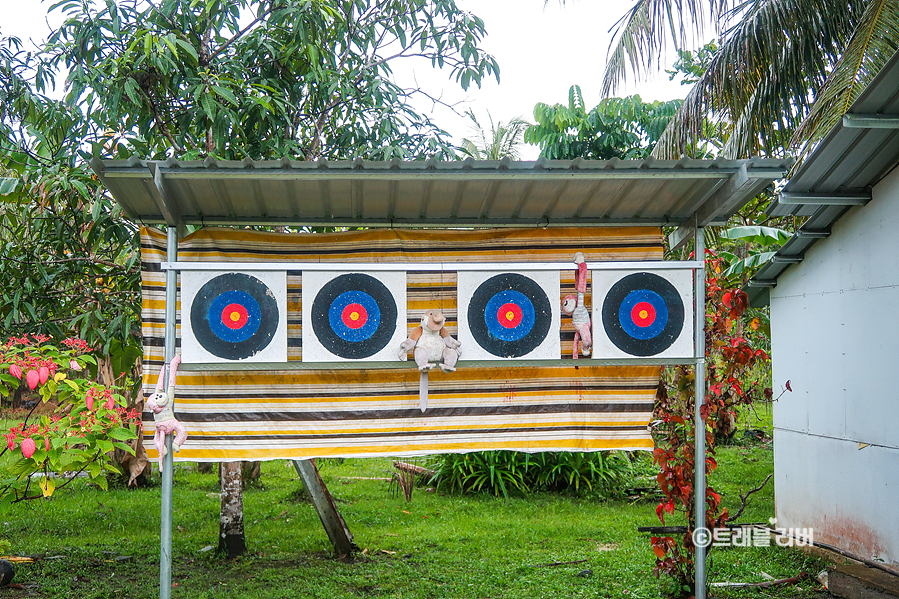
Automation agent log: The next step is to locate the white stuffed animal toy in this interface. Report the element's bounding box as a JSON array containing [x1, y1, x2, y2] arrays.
[[145, 356, 187, 471], [398, 310, 462, 412], [397, 309, 462, 372]]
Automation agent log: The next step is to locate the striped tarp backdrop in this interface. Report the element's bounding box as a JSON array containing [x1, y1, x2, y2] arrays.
[[141, 226, 662, 461]]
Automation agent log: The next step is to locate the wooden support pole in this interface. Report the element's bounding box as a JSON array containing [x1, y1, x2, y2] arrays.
[[292, 459, 358, 556]]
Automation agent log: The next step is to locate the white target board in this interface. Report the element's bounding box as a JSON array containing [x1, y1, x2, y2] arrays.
[[458, 270, 561, 360], [301, 271, 407, 362], [591, 269, 694, 359], [181, 270, 288, 363]]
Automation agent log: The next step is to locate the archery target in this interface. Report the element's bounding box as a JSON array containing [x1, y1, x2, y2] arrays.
[[592, 269, 694, 359], [458, 271, 560, 360], [182, 270, 288, 363], [302, 271, 406, 362]]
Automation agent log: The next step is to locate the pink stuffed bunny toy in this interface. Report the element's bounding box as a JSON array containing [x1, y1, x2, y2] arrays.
[[145, 356, 187, 471]]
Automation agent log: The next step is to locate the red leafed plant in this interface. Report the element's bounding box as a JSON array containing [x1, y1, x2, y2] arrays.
[[650, 251, 773, 598], [0, 334, 141, 508]]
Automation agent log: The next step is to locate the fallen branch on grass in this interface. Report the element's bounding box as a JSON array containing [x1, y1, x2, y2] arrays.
[[393, 462, 436, 477], [532, 559, 588, 568], [710, 571, 810, 589], [728, 473, 773, 522]]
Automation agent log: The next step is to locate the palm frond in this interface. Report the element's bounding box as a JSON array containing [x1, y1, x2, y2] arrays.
[[461, 108, 529, 160], [652, 0, 861, 159], [791, 0, 899, 157], [602, 0, 732, 97]]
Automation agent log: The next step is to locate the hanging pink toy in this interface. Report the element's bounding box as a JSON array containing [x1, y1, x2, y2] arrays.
[[561, 252, 593, 359], [145, 356, 187, 471]]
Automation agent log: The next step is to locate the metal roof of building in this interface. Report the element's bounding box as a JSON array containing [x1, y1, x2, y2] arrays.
[[749, 49, 899, 306], [91, 156, 790, 233]]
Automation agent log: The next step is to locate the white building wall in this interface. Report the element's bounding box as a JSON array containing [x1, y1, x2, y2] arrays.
[[771, 164, 899, 565]]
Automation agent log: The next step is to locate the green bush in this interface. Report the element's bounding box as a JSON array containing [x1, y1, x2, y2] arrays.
[[428, 451, 633, 498]]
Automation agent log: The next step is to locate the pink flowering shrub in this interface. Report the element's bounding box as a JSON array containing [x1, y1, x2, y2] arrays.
[[0, 334, 140, 507]]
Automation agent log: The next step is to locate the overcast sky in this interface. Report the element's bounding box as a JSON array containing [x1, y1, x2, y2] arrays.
[[0, 0, 691, 159]]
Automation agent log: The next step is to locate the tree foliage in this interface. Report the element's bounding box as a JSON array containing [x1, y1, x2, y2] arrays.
[[524, 85, 691, 160], [0, 166, 141, 362], [602, 0, 899, 160], [42, 0, 499, 161]]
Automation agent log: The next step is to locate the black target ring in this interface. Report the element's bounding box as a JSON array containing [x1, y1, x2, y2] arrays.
[[311, 273, 398, 359], [191, 273, 280, 360], [601, 272, 685, 356], [468, 273, 553, 358]]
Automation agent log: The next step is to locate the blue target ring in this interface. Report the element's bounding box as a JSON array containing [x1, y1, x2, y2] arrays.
[[619, 289, 668, 340], [207, 290, 262, 343], [328, 290, 381, 342], [484, 289, 535, 341]]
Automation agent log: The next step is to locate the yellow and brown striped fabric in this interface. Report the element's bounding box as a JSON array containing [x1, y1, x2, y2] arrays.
[[141, 226, 662, 461]]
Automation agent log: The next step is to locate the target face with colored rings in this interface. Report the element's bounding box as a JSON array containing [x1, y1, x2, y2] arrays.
[[467, 273, 553, 358], [190, 273, 280, 360], [601, 272, 684, 356], [208, 291, 261, 342], [311, 273, 398, 359], [484, 290, 535, 341]]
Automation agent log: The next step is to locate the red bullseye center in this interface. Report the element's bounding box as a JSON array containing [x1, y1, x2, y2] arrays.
[[341, 303, 368, 329], [631, 301, 656, 327], [221, 303, 249, 329], [497, 302, 523, 328]]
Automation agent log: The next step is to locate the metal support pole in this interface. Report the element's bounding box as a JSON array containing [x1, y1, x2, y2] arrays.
[[160, 227, 177, 599], [693, 226, 708, 599]]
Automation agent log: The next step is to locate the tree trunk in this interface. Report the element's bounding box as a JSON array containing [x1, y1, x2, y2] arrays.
[[241, 461, 261, 482], [11, 384, 22, 409], [218, 461, 246, 558], [111, 363, 151, 486], [96, 355, 115, 386]]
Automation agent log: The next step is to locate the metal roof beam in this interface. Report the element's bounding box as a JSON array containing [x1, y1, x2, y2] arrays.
[[795, 229, 830, 239], [694, 164, 752, 225], [772, 256, 802, 264], [147, 162, 187, 236], [669, 164, 773, 251], [668, 166, 758, 251], [144, 167, 786, 182], [842, 114, 899, 129], [667, 222, 695, 251], [778, 191, 871, 206], [163, 215, 683, 228]]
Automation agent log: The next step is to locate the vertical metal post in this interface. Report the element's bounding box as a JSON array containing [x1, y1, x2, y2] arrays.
[[693, 226, 707, 599], [160, 227, 177, 599]]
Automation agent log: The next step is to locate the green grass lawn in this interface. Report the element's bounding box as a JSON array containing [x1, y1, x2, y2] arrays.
[[1, 418, 826, 598]]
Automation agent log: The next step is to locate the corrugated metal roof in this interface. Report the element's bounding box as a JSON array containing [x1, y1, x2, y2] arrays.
[[749, 49, 899, 306], [91, 156, 790, 231]]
